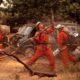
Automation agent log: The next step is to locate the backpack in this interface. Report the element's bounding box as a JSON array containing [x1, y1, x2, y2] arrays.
[[67, 35, 77, 51]]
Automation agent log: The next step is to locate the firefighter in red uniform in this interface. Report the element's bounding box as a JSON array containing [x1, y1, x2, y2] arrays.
[[0, 26, 9, 61], [57, 24, 77, 68], [26, 22, 55, 71], [0, 30, 3, 60]]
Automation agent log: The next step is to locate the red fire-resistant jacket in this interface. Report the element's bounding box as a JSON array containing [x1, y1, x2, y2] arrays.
[[35, 26, 54, 44]]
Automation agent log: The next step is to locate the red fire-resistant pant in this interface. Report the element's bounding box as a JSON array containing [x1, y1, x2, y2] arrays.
[[27, 44, 55, 70], [61, 47, 76, 68]]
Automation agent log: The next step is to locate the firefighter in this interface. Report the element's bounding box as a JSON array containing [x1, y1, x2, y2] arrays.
[[0, 25, 10, 48], [0, 25, 10, 61], [26, 22, 56, 72], [0, 29, 3, 60], [57, 24, 77, 68]]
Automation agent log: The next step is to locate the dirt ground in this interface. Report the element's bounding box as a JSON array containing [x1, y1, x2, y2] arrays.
[[0, 54, 80, 80]]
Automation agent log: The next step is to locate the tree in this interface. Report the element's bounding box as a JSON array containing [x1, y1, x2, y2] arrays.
[[5, 0, 58, 26], [55, 0, 80, 23], [0, 0, 80, 27]]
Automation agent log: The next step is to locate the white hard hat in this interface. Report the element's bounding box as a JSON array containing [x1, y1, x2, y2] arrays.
[[56, 24, 64, 29], [36, 22, 41, 27]]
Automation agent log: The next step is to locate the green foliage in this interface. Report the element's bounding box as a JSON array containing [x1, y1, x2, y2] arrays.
[[55, 0, 80, 23], [5, 0, 58, 26], [0, 0, 80, 26]]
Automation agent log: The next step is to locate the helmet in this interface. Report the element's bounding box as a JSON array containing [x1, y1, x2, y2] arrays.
[[56, 24, 64, 29], [35, 22, 41, 27]]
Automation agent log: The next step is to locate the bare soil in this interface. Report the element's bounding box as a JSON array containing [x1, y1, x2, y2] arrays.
[[0, 55, 80, 80]]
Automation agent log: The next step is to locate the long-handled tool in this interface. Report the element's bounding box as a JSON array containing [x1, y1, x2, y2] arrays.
[[2, 51, 57, 77]]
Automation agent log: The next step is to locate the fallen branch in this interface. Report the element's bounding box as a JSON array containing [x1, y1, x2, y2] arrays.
[[2, 51, 57, 77], [2, 51, 33, 74]]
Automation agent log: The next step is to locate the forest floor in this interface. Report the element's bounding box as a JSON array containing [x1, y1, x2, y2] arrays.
[[0, 54, 80, 80]]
